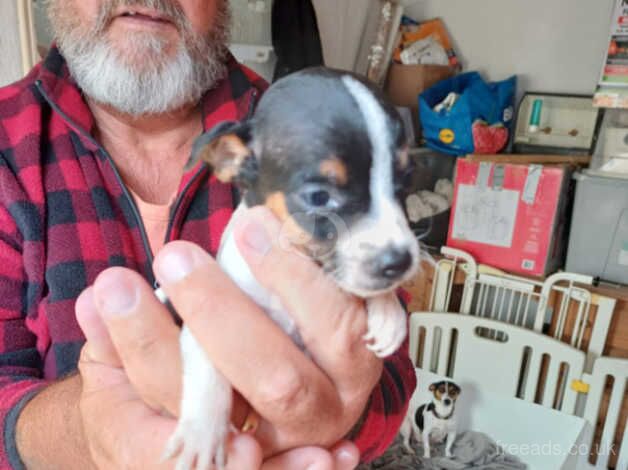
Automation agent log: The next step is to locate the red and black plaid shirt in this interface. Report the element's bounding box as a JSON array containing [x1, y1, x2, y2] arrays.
[[0, 46, 416, 469]]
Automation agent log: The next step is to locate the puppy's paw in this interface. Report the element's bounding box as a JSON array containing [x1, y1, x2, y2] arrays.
[[162, 417, 229, 470], [363, 293, 407, 357], [403, 441, 416, 454]]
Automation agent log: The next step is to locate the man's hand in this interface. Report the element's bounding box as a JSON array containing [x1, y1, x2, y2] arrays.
[[76, 284, 360, 470], [157, 206, 382, 453], [73, 205, 382, 467]]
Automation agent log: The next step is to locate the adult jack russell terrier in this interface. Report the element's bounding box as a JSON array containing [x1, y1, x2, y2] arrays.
[[400, 380, 461, 459]]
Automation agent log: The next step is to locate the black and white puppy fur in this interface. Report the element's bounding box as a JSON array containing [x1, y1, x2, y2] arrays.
[[159, 67, 421, 470], [400, 380, 461, 459]]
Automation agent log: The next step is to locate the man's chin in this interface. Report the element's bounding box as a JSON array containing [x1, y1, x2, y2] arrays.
[[106, 32, 177, 64]]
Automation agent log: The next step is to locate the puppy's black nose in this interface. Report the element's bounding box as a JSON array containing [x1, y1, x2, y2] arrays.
[[377, 248, 412, 279], [444, 398, 452, 406]]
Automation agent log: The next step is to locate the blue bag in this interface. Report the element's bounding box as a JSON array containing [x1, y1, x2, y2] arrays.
[[419, 71, 516, 155]]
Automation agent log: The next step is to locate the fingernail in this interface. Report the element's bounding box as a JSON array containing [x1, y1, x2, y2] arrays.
[[242, 220, 271, 256], [75, 287, 96, 317], [334, 448, 359, 470], [75, 288, 98, 336], [94, 272, 138, 316], [155, 245, 203, 285]]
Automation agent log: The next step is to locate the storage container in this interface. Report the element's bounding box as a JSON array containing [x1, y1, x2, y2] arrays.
[[405, 149, 456, 251], [566, 171, 628, 284]]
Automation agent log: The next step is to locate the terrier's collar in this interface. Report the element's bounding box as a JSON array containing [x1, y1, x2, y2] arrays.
[[427, 402, 455, 420]]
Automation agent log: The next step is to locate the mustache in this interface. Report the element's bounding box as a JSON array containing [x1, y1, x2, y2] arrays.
[[94, 0, 190, 33]]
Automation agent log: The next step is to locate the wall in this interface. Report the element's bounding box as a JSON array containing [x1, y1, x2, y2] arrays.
[[29, 0, 615, 96], [313, 0, 377, 71], [229, 0, 275, 82], [32, 0, 53, 47], [0, 1, 25, 87], [404, 0, 614, 97]]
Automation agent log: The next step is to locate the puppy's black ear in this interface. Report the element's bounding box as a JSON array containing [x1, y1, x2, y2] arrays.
[[429, 382, 436, 392], [186, 121, 257, 186]]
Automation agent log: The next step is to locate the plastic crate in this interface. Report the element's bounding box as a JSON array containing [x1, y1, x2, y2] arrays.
[[566, 171, 628, 284]]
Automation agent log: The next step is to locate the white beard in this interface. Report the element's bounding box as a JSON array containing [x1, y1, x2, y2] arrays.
[[60, 33, 226, 116], [49, 0, 231, 116]]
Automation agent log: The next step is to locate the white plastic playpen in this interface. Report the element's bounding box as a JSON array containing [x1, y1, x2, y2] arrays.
[[406, 247, 627, 469]]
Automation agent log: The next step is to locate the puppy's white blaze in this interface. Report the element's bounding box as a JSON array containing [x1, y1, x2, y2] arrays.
[[336, 76, 418, 295], [341, 76, 393, 216], [342, 75, 413, 248], [340, 76, 409, 245]]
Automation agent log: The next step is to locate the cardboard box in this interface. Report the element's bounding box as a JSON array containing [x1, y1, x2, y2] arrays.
[[384, 63, 454, 139], [385, 63, 454, 108], [446, 159, 574, 276]]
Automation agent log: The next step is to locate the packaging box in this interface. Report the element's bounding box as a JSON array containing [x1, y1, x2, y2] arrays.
[[446, 159, 574, 276], [384, 63, 454, 138]]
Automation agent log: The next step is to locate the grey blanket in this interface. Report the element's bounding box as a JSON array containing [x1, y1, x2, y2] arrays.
[[358, 431, 527, 470]]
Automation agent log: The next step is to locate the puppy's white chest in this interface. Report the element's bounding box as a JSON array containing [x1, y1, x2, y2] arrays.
[[217, 208, 302, 346]]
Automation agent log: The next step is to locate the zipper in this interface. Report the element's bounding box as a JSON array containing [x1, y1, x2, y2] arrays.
[[36, 80, 158, 287], [36, 81, 260, 290], [162, 166, 207, 249], [162, 87, 259, 247]]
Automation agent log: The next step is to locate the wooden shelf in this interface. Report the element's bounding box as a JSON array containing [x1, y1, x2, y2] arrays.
[[466, 153, 592, 166]]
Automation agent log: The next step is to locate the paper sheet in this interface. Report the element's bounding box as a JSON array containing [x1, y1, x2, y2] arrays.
[[451, 184, 519, 247]]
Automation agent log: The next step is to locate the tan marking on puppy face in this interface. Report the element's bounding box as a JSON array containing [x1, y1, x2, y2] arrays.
[[320, 158, 348, 185], [199, 134, 250, 183], [265, 192, 312, 254], [265, 192, 291, 223]]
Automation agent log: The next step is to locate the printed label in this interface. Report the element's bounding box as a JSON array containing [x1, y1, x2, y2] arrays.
[[439, 128, 455, 144], [521, 259, 536, 271]]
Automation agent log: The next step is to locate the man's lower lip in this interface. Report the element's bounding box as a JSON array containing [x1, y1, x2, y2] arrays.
[[114, 15, 175, 28]]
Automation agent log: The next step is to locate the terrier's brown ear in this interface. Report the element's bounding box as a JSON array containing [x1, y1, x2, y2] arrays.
[[186, 121, 256, 185], [429, 383, 436, 392]]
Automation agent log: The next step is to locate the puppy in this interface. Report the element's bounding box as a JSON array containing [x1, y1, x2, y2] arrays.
[[400, 380, 461, 458], [159, 67, 420, 470]]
